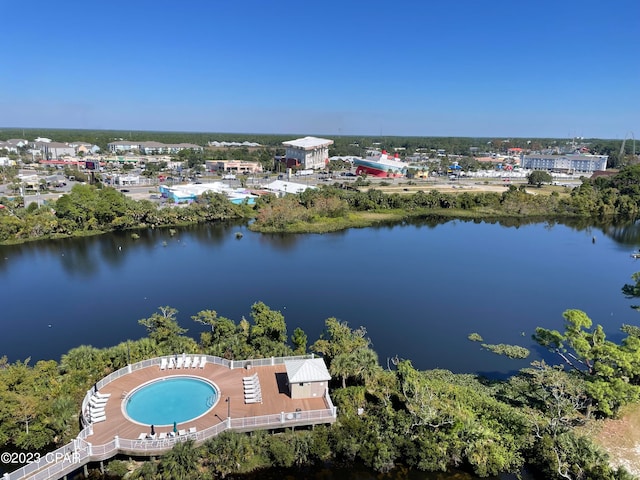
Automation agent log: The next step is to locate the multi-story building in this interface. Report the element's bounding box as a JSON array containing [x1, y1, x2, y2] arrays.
[[31, 141, 75, 160], [521, 154, 607, 174], [107, 141, 141, 153], [206, 160, 263, 174], [0, 139, 29, 153], [108, 141, 203, 154], [282, 136, 333, 170]]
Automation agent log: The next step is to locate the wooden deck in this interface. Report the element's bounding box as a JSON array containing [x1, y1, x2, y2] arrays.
[[86, 362, 330, 445]]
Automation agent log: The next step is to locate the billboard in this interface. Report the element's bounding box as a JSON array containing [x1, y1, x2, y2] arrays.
[[85, 160, 98, 171]]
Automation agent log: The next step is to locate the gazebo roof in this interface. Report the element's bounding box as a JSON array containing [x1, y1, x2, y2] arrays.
[[285, 358, 331, 383]]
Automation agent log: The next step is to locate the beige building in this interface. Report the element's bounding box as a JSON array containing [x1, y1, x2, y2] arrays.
[[206, 160, 263, 174], [284, 358, 331, 399], [282, 136, 333, 170]]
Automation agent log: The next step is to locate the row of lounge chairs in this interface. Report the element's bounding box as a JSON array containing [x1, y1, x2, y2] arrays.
[[243, 372, 262, 404], [138, 427, 196, 440], [88, 391, 111, 423], [160, 355, 207, 370]]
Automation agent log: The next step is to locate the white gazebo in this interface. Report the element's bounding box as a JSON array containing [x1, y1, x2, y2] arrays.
[[284, 358, 331, 399]]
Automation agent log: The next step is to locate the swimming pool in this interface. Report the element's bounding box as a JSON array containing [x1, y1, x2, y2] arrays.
[[125, 376, 218, 426]]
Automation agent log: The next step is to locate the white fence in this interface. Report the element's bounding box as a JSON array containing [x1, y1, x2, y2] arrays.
[[6, 353, 334, 480]]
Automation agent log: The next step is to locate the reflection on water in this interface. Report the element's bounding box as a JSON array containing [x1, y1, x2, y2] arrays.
[[2, 216, 640, 376], [603, 220, 640, 246]]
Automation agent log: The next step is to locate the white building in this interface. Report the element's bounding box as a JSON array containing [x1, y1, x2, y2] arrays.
[[31, 141, 75, 160], [264, 180, 316, 196], [282, 136, 333, 170], [521, 154, 608, 173]]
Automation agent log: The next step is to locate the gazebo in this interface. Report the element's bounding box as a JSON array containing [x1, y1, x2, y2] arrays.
[[284, 358, 331, 399]]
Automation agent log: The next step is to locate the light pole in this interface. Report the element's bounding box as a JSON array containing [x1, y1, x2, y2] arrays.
[[226, 396, 230, 419]]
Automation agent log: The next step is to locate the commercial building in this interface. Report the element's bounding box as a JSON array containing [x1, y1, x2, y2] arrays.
[[282, 136, 333, 170], [158, 182, 258, 204], [107, 141, 203, 154], [206, 160, 263, 174], [31, 141, 76, 160], [521, 154, 607, 174]]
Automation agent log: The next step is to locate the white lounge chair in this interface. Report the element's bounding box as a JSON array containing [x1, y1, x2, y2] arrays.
[[244, 393, 261, 400], [184, 357, 191, 368], [160, 358, 167, 370], [94, 392, 111, 399], [89, 399, 108, 409], [176, 357, 184, 369], [188, 427, 196, 434], [199, 356, 206, 368], [168, 357, 175, 369], [245, 397, 262, 404], [191, 357, 200, 368], [138, 433, 147, 440], [89, 407, 105, 415], [178, 429, 186, 436], [243, 373, 258, 382], [91, 395, 108, 403], [244, 388, 261, 396], [92, 414, 106, 423], [159, 432, 167, 440]]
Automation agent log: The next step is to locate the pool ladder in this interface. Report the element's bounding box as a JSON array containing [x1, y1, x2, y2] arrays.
[[206, 395, 216, 407]]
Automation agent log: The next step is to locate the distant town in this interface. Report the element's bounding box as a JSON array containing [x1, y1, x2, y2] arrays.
[[0, 130, 635, 207]]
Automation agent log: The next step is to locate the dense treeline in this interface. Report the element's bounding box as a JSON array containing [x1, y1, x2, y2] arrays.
[[4, 164, 640, 243], [0, 302, 636, 479], [250, 165, 640, 232], [0, 128, 630, 165], [0, 185, 248, 243]]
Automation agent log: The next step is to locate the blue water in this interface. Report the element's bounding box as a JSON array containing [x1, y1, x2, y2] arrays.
[[1, 219, 640, 376], [125, 376, 217, 425]]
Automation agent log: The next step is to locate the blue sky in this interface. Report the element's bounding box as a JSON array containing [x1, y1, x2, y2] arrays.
[[1, 0, 638, 138]]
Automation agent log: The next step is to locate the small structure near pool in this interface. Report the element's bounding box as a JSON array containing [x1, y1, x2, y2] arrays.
[[284, 358, 331, 399]]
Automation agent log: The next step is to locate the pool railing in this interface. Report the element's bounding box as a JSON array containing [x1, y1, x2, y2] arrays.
[[9, 353, 334, 480]]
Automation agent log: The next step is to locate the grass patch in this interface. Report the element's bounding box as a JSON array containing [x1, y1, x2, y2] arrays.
[[588, 402, 640, 476], [248, 211, 405, 234]]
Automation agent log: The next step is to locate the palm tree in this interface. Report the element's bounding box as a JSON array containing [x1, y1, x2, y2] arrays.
[[159, 439, 200, 479], [352, 347, 382, 386], [330, 352, 358, 388], [205, 432, 249, 478], [50, 396, 77, 443], [331, 347, 381, 388], [59, 345, 103, 376]]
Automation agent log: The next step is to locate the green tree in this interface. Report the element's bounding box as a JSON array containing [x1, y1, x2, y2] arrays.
[[528, 170, 553, 187], [157, 439, 201, 479], [138, 306, 187, 348], [249, 301, 287, 343], [311, 317, 370, 364], [533, 309, 640, 416], [203, 431, 251, 478], [291, 327, 307, 355]]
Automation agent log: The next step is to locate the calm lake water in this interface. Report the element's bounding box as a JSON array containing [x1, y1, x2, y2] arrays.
[[3, 218, 639, 480], [2, 218, 640, 377]]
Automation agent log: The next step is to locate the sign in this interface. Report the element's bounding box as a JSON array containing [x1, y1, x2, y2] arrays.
[[85, 160, 98, 171]]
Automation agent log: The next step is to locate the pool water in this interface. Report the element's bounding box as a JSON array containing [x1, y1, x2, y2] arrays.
[[125, 377, 218, 426]]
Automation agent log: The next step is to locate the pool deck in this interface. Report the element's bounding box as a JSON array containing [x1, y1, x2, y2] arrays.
[[86, 361, 330, 445]]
